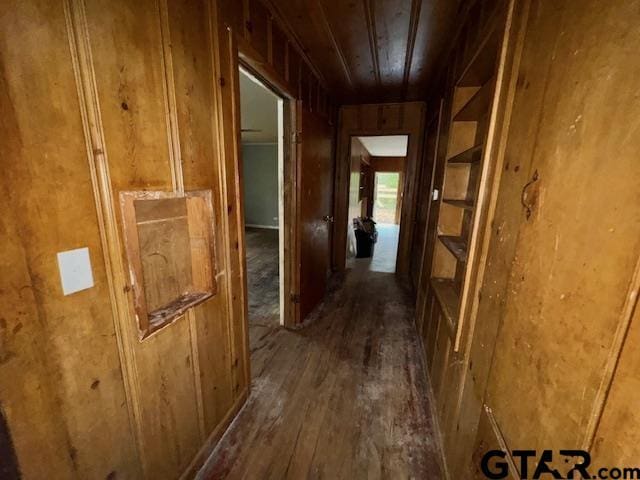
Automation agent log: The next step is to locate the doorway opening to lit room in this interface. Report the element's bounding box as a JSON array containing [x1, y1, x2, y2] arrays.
[[346, 135, 408, 273], [238, 67, 286, 355]]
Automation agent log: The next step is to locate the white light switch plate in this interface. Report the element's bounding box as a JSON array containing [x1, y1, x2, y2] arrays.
[[57, 247, 94, 296]]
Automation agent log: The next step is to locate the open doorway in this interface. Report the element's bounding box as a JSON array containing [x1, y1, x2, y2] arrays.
[[346, 135, 408, 273], [239, 67, 285, 352]]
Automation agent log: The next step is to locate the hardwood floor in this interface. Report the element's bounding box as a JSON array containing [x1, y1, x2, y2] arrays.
[[198, 267, 444, 479], [245, 227, 280, 352], [348, 223, 400, 273]]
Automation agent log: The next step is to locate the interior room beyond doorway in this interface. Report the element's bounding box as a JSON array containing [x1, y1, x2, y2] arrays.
[[346, 135, 407, 273], [239, 67, 284, 354]]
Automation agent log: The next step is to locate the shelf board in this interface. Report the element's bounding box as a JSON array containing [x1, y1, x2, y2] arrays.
[[430, 278, 460, 333], [454, 80, 494, 122], [447, 144, 484, 164], [442, 199, 475, 211], [439, 235, 468, 262], [148, 291, 213, 327], [457, 24, 501, 87]]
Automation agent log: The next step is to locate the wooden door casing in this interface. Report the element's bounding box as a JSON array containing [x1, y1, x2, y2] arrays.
[[332, 103, 426, 277]]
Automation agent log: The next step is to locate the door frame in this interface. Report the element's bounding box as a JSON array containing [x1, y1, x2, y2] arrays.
[[370, 169, 404, 225], [332, 103, 426, 278], [339, 131, 414, 276], [237, 52, 301, 328]]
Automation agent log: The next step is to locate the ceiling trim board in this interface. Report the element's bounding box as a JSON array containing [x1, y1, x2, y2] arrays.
[[363, 0, 381, 88], [402, 0, 422, 99], [316, 0, 354, 90]]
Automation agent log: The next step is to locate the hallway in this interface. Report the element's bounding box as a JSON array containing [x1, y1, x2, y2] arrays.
[[348, 224, 400, 274], [198, 268, 443, 479]]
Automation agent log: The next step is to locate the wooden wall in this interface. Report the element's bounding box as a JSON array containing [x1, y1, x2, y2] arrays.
[[333, 102, 426, 277], [0, 0, 336, 476], [350, 138, 371, 220], [218, 0, 336, 326], [369, 156, 405, 173], [346, 138, 369, 256], [412, 0, 640, 477], [219, 0, 336, 118]]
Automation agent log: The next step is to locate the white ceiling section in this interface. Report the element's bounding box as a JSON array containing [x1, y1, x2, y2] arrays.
[[357, 135, 409, 157], [239, 68, 279, 143]]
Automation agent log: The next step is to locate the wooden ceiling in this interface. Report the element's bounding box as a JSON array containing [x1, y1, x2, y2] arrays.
[[266, 0, 462, 104]]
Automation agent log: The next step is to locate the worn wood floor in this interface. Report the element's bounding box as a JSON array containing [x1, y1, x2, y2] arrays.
[[347, 223, 400, 274], [198, 267, 443, 479], [245, 227, 280, 351]]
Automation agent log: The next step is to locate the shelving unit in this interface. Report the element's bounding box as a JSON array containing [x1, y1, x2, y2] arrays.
[[430, 278, 460, 335], [428, 19, 503, 346], [439, 235, 468, 262], [453, 80, 495, 121], [447, 144, 484, 164], [442, 199, 474, 211], [120, 191, 218, 338]]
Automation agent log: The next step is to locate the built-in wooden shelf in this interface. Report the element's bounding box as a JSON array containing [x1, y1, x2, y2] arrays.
[[120, 190, 217, 339], [457, 25, 501, 87], [442, 199, 475, 211], [431, 278, 460, 333], [439, 235, 468, 262], [454, 80, 494, 122], [148, 292, 213, 328], [447, 144, 484, 164]]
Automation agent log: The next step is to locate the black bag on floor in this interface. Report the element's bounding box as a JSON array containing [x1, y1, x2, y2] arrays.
[[354, 217, 377, 258]]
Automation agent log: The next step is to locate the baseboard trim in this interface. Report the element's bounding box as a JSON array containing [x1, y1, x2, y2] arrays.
[[181, 387, 249, 480], [245, 223, 279, 230]]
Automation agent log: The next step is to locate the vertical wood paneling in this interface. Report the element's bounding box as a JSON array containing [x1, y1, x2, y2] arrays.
[[1, 0, 337, 476], [218, 0, 245, 38], [591, 277, 640, 466], [0, 0, 140, 478], [165, 0, 236, 435], [271, 22, 287, 80], [288, 47, 302, 98], [214, 16, 251, 397], [486, 0, 640, 451], [412, 0, 640, 477], [0, 0, 257, 477], [248, 0, 269, 59], [84, 0, 173, 191], [82, 0, 202, 476]]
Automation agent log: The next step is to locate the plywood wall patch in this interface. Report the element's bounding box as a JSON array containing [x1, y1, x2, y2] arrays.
[[120, 190, 218, 338]]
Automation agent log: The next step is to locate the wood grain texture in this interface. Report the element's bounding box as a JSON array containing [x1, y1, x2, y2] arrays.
[[0, 0, 251, 477], [485, 0, 640, 455], [299, 108, 335, 321], [412, 0, 640, 477], [346, 138, 370, 256], [414, 101, 444, 331], [199, 269, 444, 479], [212, 4, 252, 410], [369, 156, 405, 173], [225, 0, 336, 328], [225, 0, 336, 119], [414, 0, 533, 476], [0, 1, 141, 478], [271, 0, 462, 103], [591, 268, 640, 467]]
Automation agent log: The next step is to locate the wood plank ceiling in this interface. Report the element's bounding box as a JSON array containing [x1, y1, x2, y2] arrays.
[[267, 0, 462, 104]]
